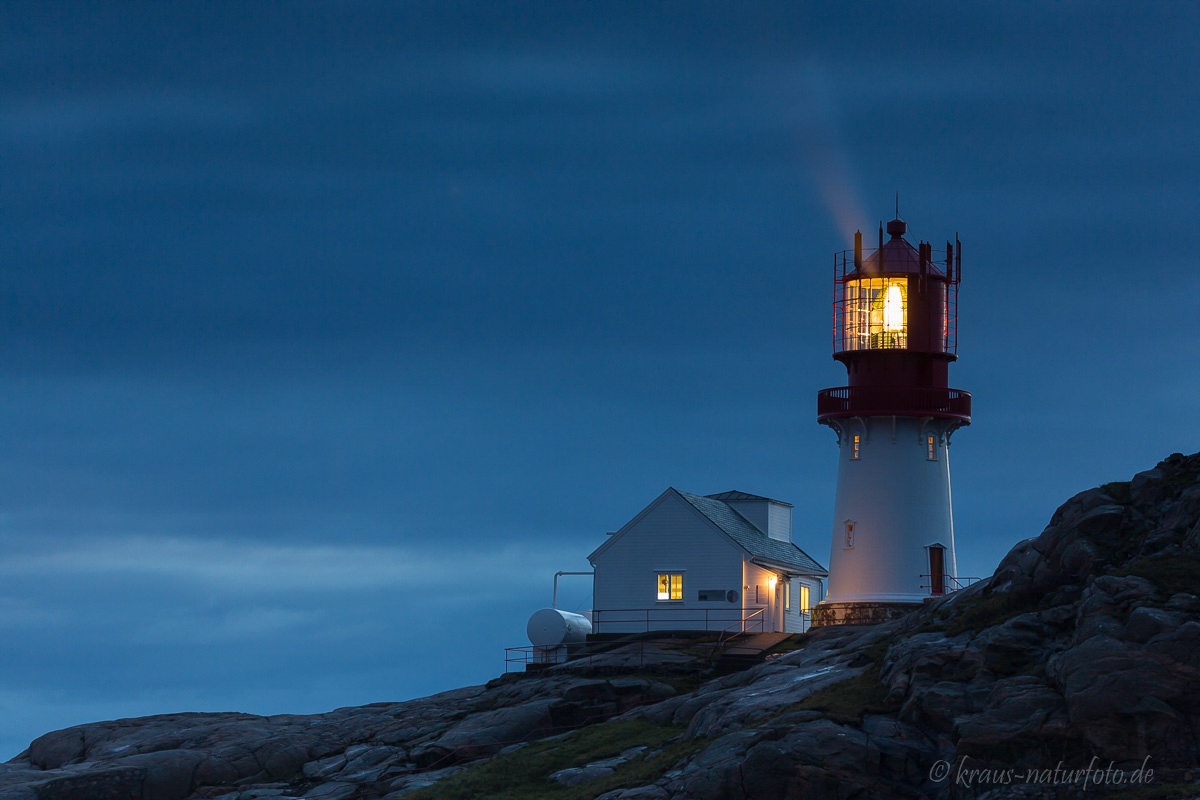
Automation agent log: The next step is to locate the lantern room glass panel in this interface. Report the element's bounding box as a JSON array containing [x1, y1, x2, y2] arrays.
[[843, 277, 908, 351]]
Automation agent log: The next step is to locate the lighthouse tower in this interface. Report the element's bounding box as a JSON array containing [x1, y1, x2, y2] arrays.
[[811, 216, 971, 627]]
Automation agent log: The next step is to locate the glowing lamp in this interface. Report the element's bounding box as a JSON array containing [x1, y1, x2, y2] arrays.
[[883, 284, 904, 331], [842, 276, 908, 350]]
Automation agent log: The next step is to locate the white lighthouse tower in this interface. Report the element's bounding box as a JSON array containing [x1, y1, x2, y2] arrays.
[[812, 216, 972, 626]]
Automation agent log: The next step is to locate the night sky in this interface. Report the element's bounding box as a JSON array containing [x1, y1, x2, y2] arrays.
[[2, 1, 1198, 759]]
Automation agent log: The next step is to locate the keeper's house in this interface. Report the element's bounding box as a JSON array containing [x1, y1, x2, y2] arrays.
[[587, 489, 827, 635]]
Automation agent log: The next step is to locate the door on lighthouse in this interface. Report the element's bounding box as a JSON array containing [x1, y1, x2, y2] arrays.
[[928, 545, 946, 596]]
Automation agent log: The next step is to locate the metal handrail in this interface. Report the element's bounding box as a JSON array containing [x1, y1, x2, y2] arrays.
[[919, 573, 980, 596], [590, 606, 768, 635], [714, 607, 764, 651], [505, 640, 650, 672], [506, 607, 769, 673]]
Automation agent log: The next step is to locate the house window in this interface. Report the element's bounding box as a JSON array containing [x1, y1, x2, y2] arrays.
[[800, 585, 810, 614], [844, 519, 856, 548], [656, 573, 683, 601], [927, 435, 937, 461], [784, 580, 791, 610], [852, 434, 861, 460]]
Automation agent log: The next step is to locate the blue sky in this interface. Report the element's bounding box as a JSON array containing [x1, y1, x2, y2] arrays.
[[2, 1, 1198, 759]]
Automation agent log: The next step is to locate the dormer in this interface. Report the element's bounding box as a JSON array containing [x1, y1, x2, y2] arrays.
[[705, 491, 793, 543]]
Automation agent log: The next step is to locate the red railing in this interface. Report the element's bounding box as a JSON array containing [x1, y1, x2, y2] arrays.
[[919, 574, 980, 597], [590, 607, 767, 635], [816, 385, 971, 423]]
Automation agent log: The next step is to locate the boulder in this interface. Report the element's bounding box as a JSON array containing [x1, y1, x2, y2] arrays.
[[27, 729, 86, 770]]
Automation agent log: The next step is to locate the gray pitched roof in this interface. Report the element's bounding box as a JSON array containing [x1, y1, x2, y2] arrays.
[[677, 490, 827, 576], [705, 490, 793, 508]]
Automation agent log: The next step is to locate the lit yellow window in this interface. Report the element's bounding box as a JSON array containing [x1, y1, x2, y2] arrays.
[[784, 580, 791, 610], [844, 277, 908, 350], [656, 573, 683, 601], [852, 434, 861, 459], [800, 585, 810, 613], [927, 435, 936, 460]]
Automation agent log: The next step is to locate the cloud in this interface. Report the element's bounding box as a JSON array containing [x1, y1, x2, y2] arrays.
[[0, 90, 250, 146], [0, 597, 68, 629], [0, 535, 573, 594]]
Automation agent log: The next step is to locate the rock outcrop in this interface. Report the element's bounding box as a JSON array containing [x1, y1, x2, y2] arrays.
[[4, 452, 1200, 799]]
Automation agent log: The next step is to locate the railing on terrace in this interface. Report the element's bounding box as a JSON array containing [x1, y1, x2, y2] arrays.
[[816, 385, 971, 423], [505, 608, 768, 674], [505, 640, 653, 673], [919, 573, 980, 597], [714, 607, 765, 650], [590, 606, 767, 636]]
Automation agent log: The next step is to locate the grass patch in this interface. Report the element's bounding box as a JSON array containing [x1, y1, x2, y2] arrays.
[[620, 672, 704, 695], [404, 719, 701, 800], [765, 635, 808, 655], [1161, 466, 1200, 494], [941, 590, 1041, 637], [792, 666, 900, 725], [1117, 553, 1200, 597], [984, 649, 1043, 679], [848, 636, 893, 668], [1100, 481, 1132, 504]]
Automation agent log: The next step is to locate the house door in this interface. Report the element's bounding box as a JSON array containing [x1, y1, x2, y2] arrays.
[[773, 580, 785, 633], [928, 546, 945, 595]]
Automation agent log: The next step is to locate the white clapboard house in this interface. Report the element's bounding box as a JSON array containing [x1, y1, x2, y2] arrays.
[[587, 489, 828, 635]]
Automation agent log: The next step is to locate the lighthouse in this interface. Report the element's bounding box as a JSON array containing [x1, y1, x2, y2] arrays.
[[811, 215, 971, 627]]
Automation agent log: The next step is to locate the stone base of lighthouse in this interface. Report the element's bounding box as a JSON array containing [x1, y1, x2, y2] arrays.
[[810, 599, 924, 628]]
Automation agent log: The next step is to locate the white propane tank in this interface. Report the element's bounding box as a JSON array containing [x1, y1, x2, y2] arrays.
[[526, 608, 591, 647]]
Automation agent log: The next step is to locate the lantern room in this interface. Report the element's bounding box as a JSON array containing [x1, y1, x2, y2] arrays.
[[817, 217, 971, 423], [833, 217, 959, 358]]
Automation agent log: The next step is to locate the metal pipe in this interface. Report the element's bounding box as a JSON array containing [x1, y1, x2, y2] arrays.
[[552, 571, 594, 609]]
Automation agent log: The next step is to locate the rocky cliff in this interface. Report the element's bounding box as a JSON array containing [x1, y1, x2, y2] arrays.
[[4, 453, 1200, 800]]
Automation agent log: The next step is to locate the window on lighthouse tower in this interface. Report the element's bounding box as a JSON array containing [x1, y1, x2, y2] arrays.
[[927, 435, 937, 460]]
